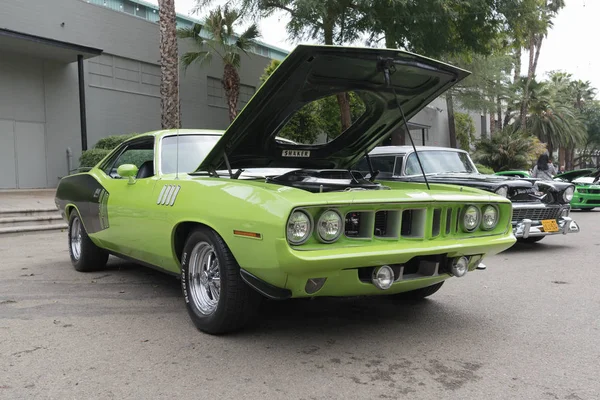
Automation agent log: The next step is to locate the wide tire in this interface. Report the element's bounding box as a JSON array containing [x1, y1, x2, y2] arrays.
[[68, 211, 109, 272], [180, 227, 261, 335], [517, 236, 545, 243], [394, 282, 444, 301]]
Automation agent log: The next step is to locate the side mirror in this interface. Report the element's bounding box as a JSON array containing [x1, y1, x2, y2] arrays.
[[117, 164, 138, 185]]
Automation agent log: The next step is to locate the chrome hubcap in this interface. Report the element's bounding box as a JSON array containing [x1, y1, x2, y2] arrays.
[[188, 242, 220, 315], [70, 216, 82, 260]]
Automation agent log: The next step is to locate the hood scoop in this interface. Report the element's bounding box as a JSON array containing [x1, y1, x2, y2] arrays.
[[266, 169, 386, 193]]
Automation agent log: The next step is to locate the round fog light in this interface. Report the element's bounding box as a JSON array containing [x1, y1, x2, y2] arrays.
[[451, 257, 469, 277], [372, 265, 394, 290]]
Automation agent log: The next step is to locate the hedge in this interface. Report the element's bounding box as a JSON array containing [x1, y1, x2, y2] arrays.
[[475, 163, 495, 175], [79, 148, 110, 168], [93, 133, 138, 150]]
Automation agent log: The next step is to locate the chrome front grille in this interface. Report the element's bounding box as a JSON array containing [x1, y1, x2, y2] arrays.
[[512, 206, 562, 222]]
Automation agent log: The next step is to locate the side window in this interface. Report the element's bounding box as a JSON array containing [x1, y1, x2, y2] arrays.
[[369, 156, 396, 174], [393, 156, 403, 176], [105, 139, 154, 179], [354, 156, 402, 177]]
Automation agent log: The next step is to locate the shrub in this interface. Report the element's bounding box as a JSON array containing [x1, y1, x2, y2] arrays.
[[79, 148, 110, 168], [94, 133, 138, 150], [474, 128, 536, 171], [475, 163, 495, 174]]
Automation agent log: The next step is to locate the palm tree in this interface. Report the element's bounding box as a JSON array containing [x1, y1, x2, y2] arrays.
[[519, 0, 565, 129], [178, 6, 259, 122], [158, 0, 180, 129], [570, 80, 597, 110], [514, 80, 587, 157]]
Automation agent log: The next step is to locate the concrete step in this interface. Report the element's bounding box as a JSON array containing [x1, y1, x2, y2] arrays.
[[0, 214, 63, 228], [0, 208, 60, 219], [0, 207, 64, 234], [0, 223, 68, 235]]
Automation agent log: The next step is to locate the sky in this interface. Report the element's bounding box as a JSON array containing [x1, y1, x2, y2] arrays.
[[151, 0, 599, 92]]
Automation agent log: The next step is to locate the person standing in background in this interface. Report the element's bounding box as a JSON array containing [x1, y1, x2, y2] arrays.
[[531, 153, 557, 180]]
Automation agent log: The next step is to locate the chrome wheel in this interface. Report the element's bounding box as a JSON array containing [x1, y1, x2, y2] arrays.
[[70, 216, 82, 261], [188, 242, 221, 315]]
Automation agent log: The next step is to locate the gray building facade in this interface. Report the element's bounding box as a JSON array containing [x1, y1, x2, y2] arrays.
[[0, 0, 283, 189], [0, 0, 487, 189]]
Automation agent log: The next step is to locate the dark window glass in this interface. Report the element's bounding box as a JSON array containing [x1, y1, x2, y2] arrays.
[[106, 140, 154, 178], [355, 156, 402, 177]]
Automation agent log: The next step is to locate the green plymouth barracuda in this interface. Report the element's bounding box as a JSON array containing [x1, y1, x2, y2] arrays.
[[55, 45, 516, 334], [555, 168, 600, 210]]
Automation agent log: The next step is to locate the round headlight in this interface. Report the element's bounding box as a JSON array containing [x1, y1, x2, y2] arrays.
[[495, 186, 508, 198], [316, 209, 342, 243], [462, 205, 481, 232], [481, 205, 499, 230], [563, 186, 574, 202], [287, 210, 312, 245]]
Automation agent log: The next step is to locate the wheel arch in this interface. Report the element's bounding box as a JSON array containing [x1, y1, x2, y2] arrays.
[[172, 220, 222, 264]]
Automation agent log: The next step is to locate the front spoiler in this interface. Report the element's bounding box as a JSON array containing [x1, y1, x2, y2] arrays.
[[513, 217, 580, 238]]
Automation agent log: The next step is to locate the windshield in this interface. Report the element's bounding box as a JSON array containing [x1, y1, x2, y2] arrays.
[[405, 150, 477, 175], [161, 135, 221, 174]]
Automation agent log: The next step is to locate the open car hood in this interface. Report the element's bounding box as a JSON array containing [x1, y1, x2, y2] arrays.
[[196, 45, 469, 173], [555, 168, 598, 182]]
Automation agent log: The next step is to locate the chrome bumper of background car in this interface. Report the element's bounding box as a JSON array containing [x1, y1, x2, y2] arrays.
[[513, 217, 580, 238]]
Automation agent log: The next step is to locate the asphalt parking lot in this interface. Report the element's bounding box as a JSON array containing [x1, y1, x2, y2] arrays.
[[1, 210, 599, 400]]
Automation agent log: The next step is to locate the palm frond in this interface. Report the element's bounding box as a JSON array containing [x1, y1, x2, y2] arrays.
[[179, 51, 213, 71], [177, 24, 205, 46], [236, 24, 260, 53]]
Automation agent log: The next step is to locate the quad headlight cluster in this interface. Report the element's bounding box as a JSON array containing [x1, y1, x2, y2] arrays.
[[287, 209, 343, 245], [462, 204, 499, 232]]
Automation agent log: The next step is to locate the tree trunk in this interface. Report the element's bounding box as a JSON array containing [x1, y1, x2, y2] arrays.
[[222, 63, 240, 122], [513, 47, 521, 84], [558, 146, 566, 171], [496, 95, 502, 131], [446, 93, 457, 148], [323, 15, 352, 133], [384, 29, 396, 49], [532, 35, 544, 77], [547, 142, 554, 159], [520, 34, 536, 130], [504, 48, 521, 127], [158, 0, 180, 129], [336, 92, 352, 133], [489, 113, 495, 137], [391, 126, 406, 145]]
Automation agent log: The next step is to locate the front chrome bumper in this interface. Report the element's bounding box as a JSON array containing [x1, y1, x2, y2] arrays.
[[513, 217, 580, 238]]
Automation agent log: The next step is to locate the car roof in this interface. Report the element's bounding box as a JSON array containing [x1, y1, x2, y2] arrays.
[[143, 129, 225, 139], [368, 146, 469, 156]]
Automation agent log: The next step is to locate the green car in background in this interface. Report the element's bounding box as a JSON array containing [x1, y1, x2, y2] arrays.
[[55, 45, 516, 334], [496, 168, 600, 210], [555, 168, 600, 210]]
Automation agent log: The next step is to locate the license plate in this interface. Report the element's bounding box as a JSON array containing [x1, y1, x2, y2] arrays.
[[541, 219, 559, 232]]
